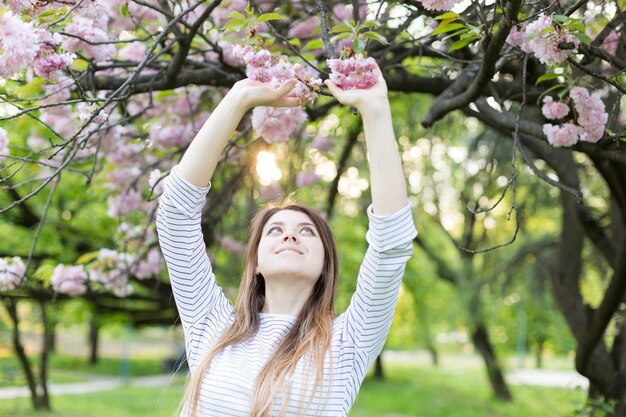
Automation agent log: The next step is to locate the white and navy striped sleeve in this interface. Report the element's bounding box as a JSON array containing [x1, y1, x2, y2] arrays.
[[340, 201, 416, 363], [155, 165, 233, 338]]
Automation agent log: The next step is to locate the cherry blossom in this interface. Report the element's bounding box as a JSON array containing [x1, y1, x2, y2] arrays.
[[570, 86, 608, 143], [0, 128, 9, 163], [288, 17, 320, 38], [296, 171, 321, 187], [541, 96, 570, 120], [88, 249, 133, 296], [326, 54, 379, 89], [600, 30, 619, 56], [417, 0, 462, 11], [525, 15, 579, 66], [0, 11, 40, 77], [0, 257, 25, 291], [259, 182, 284, 201], [310, 135, 332, 152], [543, 123, 580, 148], [51, 265, 88, 296], [132, 248, 163, 279], [219, 236, 246, 254], [148, 169, 165, 195], [61, 16, 115, 61], [33, 47, 75, 80], [252, 107, 307, 143], [333, 4, 368, 22]]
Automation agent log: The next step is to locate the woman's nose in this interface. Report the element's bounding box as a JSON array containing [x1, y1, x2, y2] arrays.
[[282, 234, 297, 242]]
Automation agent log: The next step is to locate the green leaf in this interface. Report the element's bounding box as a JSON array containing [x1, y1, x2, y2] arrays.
[[442, 27, 469, 41], [119, 3, 129, 18], [572, 31, 591, 44], [224, 19, 245, 32], [76, 251, 100, 265], [288, 38, 301, 47], [433, 22, 465, 35], [331, 23, 353, 33], [353, 38, 365, 52], [303, 39, 325, 50], [361, 20, 378, 28], [449, 36, 476, 51], [552, 14, 569, 23], [33, 263, 56, 284], [228, 11, 246, 20], [526, 25, 554, 41], [435, 12, 459, 20], [535, 72, 562, 85], [257, 12, 283, 22], [361, 31, 388, 44], [38, 7, 67, 23], [564, 22, 585, 32], [330, 32, 352, 42], [537, 83, 568, 104]]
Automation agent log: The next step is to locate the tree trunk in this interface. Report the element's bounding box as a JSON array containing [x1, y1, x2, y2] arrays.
[[535, 337, 544, 369], [471, 323, 513, 401], [88, 314, 100, 365], [38, 301, 51, 410], [2, 298, 47, 410], [373, 354, 384, 380]]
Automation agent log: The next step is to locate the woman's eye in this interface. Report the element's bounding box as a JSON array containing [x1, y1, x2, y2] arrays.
[[268, 226, 282, 234], [301, 227, 315, 235]]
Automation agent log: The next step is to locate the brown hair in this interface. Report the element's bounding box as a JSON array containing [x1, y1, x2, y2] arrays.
[[180, 201, 338, 417]]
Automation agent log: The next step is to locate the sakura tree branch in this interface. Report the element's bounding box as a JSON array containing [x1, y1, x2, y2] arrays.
[[315, 0, 336, 59], [568, 57, 626, 94], [421, 0, 523, 127]]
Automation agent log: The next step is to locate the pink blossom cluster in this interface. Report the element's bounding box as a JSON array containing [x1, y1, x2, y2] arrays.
[[33, 47, 75, 80], [507, 15, 580, 66], [251, 107, 308, 143], [0, 128, 10, 163], [333, 4, 368, 22], [326, 54, 379, 89], [232, 45, 323, 104], [0, 11, 76, 79], [62, 15, 115, 61], [601, 30, 619, 55], [78, 102, 109, 125], [418, 0, 462, 11], [219, 236, 246, 254], [288, 17, 320, 39], [0, 11, 41, 77], [88, 249, 134, 297], [51, 264, 88, 296], [310, 135, 332, 152], [107, 190, 146, 218], [131, 248, 163, 280], [0, 257, 26, 292], [148, 169, 164, 195], [230, 45, 322, 142], [542, 87, 608, 147], [296, 171, 321, 187], [541, 96, 570, 120], [259, 182, 284, 201]]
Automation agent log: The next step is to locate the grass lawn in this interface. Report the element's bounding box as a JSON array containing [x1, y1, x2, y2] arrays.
[[0, 361, 583, 417], [0, 354, 166, 387]]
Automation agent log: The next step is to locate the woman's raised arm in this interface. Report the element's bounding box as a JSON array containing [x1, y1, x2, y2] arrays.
[[324, 66, 407, 215], [176, 78, 300, 187]]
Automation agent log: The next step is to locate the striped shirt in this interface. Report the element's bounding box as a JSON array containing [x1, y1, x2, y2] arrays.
[[156, 166, 417, 417]]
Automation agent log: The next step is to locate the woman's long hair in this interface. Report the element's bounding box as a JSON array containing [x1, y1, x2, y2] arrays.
[[180, 201, 339, 417]]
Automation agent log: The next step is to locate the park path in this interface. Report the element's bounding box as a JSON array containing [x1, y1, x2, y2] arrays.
[[0, 369, 587, 400], [0, 374, 179, 400]]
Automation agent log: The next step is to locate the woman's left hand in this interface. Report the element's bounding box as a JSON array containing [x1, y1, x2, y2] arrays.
[[323, 63, 388, 111]]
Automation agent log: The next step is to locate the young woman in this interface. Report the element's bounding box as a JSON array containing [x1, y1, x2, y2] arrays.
[[156, 63, 417, 417]]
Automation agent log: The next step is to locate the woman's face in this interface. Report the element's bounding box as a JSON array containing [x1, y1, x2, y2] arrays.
[[256, 210, 325, 284]]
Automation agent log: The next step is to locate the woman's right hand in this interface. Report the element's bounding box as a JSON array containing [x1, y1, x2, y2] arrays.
[[230, 78, 301, 110]]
